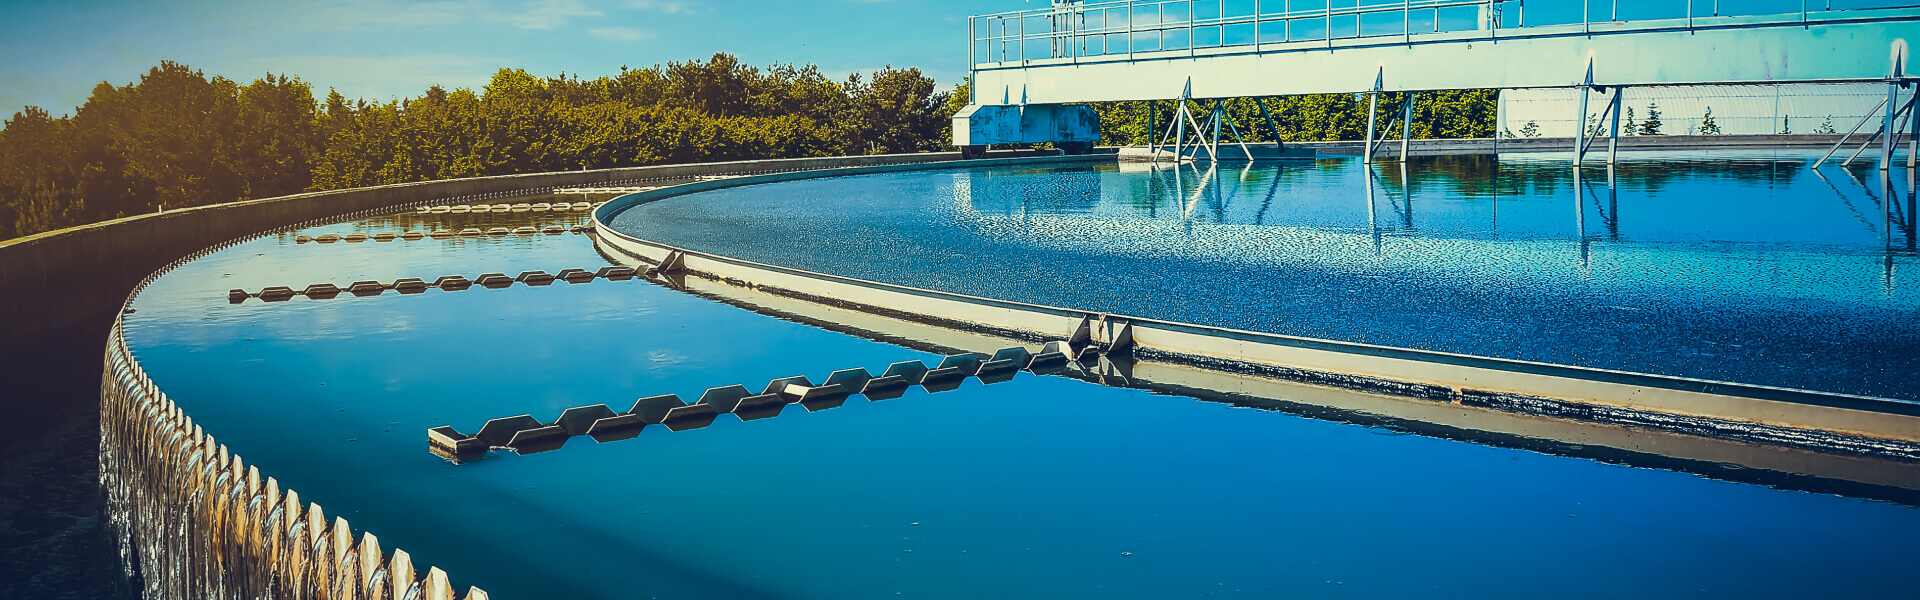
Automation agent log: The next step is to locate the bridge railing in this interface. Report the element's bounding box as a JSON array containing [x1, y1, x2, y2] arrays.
[[967, 0, 1883, 66]]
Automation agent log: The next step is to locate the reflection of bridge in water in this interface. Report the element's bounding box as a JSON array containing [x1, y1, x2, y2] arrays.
[[1110, 153, 1920, 282]]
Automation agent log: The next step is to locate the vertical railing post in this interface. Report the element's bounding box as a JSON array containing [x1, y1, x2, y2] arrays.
[[1255, 0, 1262, 47], [1405, 0, 1412, 45]]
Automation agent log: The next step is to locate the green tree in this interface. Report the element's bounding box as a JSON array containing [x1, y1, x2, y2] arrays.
[[843, 67, 949, 154], [1698, 106, 1721, 135], [1638, 102, 1663, 135], [2, 56, 1504, 241]]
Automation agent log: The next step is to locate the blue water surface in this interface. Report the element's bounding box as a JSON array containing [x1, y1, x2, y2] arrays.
[[122, 183, 1920, 600], [611, 151, 1920, 400]]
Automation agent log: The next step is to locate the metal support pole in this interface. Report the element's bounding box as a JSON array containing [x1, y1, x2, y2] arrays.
[[1495, 89, 1503, 154], [1224, 108, 1255, 160], [1257, 97, 1283, 147], [1910, 85, 1919, 168], [1175, 99, 1187, 160], [1365, 90, 1379, 164], [1148, 100, 1159, 153], [1401, 92, 1414, 160], [1814, 96, 1890, 168], [1886, 81, 1901, 171], [1210, 102, 1223, 159], [1154, 101, 1183, 162], [1853, 92, 1915, 166], [1608, 88, 1623, 164], [1184, 102, 1217, 161], [1575, 85, 1591, 165]]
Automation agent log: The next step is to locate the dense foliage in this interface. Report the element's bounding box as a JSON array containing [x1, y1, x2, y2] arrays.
[[0, 55, 949, 240], [0, 56, 1496, 241], [1083, 90, 1497, 146]]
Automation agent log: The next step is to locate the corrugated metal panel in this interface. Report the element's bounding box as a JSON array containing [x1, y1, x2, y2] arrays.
[[1499, 84, 1892, 137]]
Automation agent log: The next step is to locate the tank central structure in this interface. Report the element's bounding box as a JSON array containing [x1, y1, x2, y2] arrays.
[[952, 1, 1920, 165]]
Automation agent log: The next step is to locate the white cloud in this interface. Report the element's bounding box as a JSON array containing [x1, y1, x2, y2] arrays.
[[499, 0, 603, 30], [202, 0, 484, 32], [587, 26, 653, 42], [627, 0, 696, 14]]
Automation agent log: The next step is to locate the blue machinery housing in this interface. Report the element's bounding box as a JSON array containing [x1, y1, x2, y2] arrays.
[[953, 1, 1920, 165]]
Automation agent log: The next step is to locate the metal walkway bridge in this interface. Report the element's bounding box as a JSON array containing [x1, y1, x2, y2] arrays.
[[952, 1, 1920, 166]]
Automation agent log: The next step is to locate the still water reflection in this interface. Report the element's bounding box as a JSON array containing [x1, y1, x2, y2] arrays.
[[612, 151, 1920, 400]]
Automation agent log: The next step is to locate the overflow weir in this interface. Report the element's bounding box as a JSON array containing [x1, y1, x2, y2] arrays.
[[1, 151, 1058, 598], [590, 152, 1920, 500]]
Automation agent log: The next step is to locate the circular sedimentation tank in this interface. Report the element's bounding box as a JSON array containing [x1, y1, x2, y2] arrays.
[[115, 151, 1920, 599]]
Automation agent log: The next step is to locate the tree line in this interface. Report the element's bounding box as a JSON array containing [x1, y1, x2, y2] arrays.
[[0, 55, 950, 240], [1, 55, 1498, 241]]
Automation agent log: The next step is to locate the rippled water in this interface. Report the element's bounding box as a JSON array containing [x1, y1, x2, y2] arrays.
[[611, 151, 1920, 400], [123, 178, 1920, 600]]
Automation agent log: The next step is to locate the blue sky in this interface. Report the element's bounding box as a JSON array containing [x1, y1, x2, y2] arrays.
[[0, 0, 1009, 115], [1, 0, 1910, 116]]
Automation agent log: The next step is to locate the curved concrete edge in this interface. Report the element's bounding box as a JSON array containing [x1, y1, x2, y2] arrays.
[[620, 259, 1920, 501], [590, 154, 1920, 457], [13, 151, 1027, 598]]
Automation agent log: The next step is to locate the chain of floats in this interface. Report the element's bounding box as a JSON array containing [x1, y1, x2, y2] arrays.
[[102, 164, 907, 598], [430, 340, 1098, 460], [226, 266, 642, 304], [294, 200, 601, 244]]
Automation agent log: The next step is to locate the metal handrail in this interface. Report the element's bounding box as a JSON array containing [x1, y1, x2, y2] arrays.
[[970, 0, 1516, 65], [967, 0, 1905, 66]]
